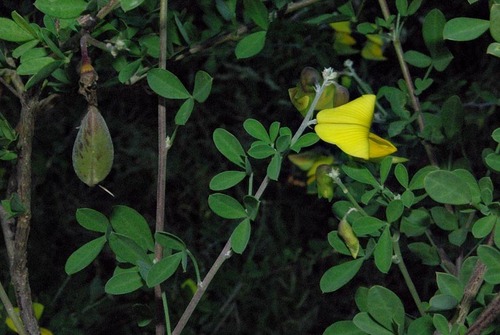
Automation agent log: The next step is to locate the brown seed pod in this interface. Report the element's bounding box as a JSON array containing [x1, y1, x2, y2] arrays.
[[72, 105, 114, 186], [300, 67, 322, 93]]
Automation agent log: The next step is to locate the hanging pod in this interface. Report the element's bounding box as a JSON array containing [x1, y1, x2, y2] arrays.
[[72, 105, 114, 186]]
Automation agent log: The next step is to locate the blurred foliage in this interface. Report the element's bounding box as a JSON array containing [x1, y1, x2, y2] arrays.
[[0, 0, 499, 334]]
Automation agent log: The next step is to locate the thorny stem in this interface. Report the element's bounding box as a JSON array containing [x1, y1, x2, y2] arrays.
[[377, 0, 438, 167], [155, 0, 169, 334]]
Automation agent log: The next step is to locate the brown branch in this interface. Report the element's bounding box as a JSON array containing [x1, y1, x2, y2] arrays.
[[154, 0, 168, 334], [467, 293, 500, 335], [8, 89, 42, 335]]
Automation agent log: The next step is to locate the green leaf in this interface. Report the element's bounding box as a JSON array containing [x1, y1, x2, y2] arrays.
[[76, 208, 109, 233], [407, 316, 433, 335], [422, 9, 453, 71], [433, 313, 450, 335], [39, 28, 65, 59], [491, 4, 500, 42], [437, 272, 464, 301], [396, 0, 408, 16], [192, 71, 213, 103], [479, 177, 493, 205], [409, 165, 439, 190], [0, 18, 36, 42], [472, 215, 497, 239], [209, 171, 246, 191], [155, 232, 186, 251], [323, 321, 366, 335], [452, 169, 480, 204], [269, 121, 280, 142], [235, 31, 267, 59], [327, 231, 352, 257], [266, 152, 282, 181], [394, 163, 409, 188], [477, 245, 500, 284], [105, 270, 143, 295], [374, 226, 393, 273], [367, 286, 405, 330], [379, 157, 393, 185], [65, 236, 106, 275], [110, 205, 154, 252], [353, 312, 393, 335], [407, 0, 423, 15], [485, 152, 500, 172], [487, 42, 500, 57], [429, 294, 458, 311], [404, 50, 432, 68], [290, 133, 319, 153], [443, 18, 490, 41], [320, 258, 364, 292], [414, 77, 434, 95], [352, 216, 385, 236], [12, 40, 40, 59], [275, 134, 290, 153], [118, 59, 141, 84], [342, 164, 379, 188], [441, 96, 464, 139], [231, 218, 251, 254], [121, 0, 145, 12], [247, 144, 275, 159], [430, 206, 458, 231], [208, 193, 247, 219], [146, 252, 183, 287], [108, 233, 152, 266], [174, 97, 195, 126], [244, 119, 270, 143], [243, 0, 269, 30], [11, 11, 38, 39], [147, 68, 191, 99], [34, 0, 88, 19], [17, 57, 55, 76], [401, 209, 430, 237], [408, 242, 440, 266], [386, 200, 404, 224], [424, 170, 472, 205], [25, 59, 63, 90], [213, 128, 246, 168]]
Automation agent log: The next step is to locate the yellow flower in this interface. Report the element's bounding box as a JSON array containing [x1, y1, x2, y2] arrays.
[[5, 302, 53, 335], [361, 34, 387, 61], [330, 21, 358, 55], [314, 94, 397, 159]]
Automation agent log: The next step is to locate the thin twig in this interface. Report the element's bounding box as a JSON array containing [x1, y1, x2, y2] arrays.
[[155, 0, 169, 334], [466, 293, 500, 335], [0, 281, 27, 335], [0, 76, 22, 99], [377, 0, 439, 167]]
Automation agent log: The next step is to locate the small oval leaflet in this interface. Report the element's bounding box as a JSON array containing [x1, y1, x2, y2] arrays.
[[72, 106, 114, 186]]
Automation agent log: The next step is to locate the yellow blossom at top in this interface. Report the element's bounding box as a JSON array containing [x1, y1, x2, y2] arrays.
[[314, 94, 397, 159]]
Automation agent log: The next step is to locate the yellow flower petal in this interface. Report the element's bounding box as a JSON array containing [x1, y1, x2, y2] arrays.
[[33, 303, 44, 320], [361, 40, 387, 61], [335, 32, 357, 46], [315, 95, 376, 159], [41, 328, 53, 335], [330, 21, 352, 34], [368, 132, 397, 158]]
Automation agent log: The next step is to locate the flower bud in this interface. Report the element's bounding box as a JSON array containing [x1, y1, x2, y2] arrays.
[[338, 218, 360, 258], [315, 164, 334, 201]]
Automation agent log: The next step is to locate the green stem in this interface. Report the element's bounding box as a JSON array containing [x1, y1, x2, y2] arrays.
[[163, 291, 171, 335], [333, 176, 368, 216], [0, 281, 27, 335], [392, 232, 426, 316]]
